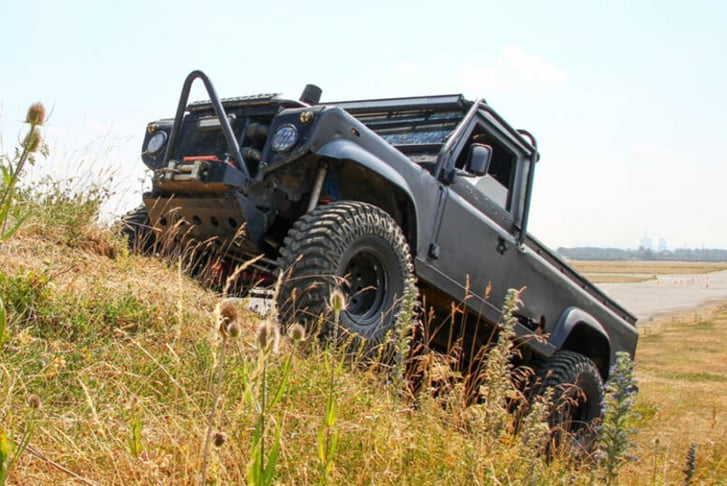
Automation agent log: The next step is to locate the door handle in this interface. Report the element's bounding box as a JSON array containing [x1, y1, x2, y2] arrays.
[[497, 236, 509, 255]]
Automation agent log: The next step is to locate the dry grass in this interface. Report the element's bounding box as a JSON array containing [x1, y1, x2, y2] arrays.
[[621, 304, 727, 484], [570, 260, 727, 276], [1, 226, 589, 484], [2, 184, 725, 483], [569, 260, 727, 285]]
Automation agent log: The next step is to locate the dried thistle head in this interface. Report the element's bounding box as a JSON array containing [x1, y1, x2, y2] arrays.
[[256, 320, 280, 354], [216, 298, 241, 337], [213, 431, 227, 447], [28, 394, 42, 410], [287, 322, 306, 343], [26, 102, 46, 126], [329, 288, 347, 315], [226, 321, 242, 338]]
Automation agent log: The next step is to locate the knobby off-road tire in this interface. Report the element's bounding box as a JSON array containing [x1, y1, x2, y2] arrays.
[[119, 206, 156, 254], [536, 350, 604, 450], [276, 201, 415, 351]]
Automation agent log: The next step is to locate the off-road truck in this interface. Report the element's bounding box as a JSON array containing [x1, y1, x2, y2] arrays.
[[125, 70, 638, 436]]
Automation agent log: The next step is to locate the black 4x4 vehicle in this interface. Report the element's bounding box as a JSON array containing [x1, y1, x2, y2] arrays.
[[127, 71, 637, 435]]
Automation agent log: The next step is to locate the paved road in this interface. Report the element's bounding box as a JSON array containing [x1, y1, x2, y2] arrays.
[[597, 269, 727, 324]]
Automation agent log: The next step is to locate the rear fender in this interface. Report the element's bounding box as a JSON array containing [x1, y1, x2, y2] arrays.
[[551, 307, 612, 378]]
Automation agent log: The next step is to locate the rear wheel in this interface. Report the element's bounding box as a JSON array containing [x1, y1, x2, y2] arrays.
[[276, 201, 415, 350], [536, 351, 604, 450]]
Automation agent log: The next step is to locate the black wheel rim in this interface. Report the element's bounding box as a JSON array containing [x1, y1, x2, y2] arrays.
[[343, 249, 387, 326], [564, 386, 596, 435]]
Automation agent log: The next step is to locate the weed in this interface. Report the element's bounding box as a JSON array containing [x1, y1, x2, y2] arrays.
[[0, 394, 41, 485], [246, 319, 285, 486], [127, 400, 144, 459], [317, 289, 346, 485], [387, 278, 418, 394], [478, 288, 521, 438], [597, 351, 640, 485], [199, 298, 241, 485], [0, 297, 6, 348], [0, 103, 46, 242], [16, 176, 110, 247], [683, 443, 697, 486]]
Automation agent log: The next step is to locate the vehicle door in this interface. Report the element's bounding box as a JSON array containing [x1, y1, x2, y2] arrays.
[[431, 112, 533, 323]]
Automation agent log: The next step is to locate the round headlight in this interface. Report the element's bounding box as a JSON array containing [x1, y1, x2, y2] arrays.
[[147, 131, 168, 155], [271, 124, 298, 153]]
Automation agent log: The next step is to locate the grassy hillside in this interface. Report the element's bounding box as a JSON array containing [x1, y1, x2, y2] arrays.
[[0, 203, 594, 484], [0, 131, 723, 483]]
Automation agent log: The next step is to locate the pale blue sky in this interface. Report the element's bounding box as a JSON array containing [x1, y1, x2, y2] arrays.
[[1, 0, 725, 249]]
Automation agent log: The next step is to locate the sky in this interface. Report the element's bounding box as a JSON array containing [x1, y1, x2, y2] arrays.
[[1, 0, 726, 250]]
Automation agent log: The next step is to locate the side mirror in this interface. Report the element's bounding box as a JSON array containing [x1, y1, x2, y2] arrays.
[[466, 143, 493, 176]]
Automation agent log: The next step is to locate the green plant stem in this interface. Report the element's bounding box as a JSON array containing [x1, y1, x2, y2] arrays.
[[0, 120, 38, 238], [259, 355, 268, 482], [200, 337, 228, 486]]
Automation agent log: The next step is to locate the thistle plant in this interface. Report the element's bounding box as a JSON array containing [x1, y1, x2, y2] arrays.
[[1, 103, 47, 241], [0, 296, 6, 348], [597, 351, 640, 485], [200, 298, 243, 485], [479, 288, 521, 438], [1, 394, 42, 485], [517, 387, 554, 456], [683, 443, 697, 486], [388, 278, 418, 393], [317, 289, 346, 485], [245, 318, 286, 486]]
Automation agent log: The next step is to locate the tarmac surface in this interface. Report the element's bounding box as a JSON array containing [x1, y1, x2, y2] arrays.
[[597, 269, 727, 324]]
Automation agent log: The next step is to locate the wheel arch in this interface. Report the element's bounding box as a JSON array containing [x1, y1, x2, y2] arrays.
[[550, 307, 612, 379], [316, 140, 419, 255]]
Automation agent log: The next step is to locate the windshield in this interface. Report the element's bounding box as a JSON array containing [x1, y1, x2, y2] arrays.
[[354, 110, 464, 146]]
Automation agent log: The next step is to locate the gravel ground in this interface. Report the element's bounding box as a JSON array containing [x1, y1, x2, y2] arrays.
[[597, 269, 727, 324]]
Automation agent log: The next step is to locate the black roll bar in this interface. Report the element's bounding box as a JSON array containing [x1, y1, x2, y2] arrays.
[[163, 70, 250, 186]]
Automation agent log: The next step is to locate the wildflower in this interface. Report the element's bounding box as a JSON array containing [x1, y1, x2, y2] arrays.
[[288, 322, 306, 343], [27, 394, 42, 410], [26, 102, 46, 126]]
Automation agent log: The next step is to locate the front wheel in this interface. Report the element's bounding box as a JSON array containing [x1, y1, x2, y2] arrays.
[[118, 206, 156, 254], [276, 201, 415, 350]]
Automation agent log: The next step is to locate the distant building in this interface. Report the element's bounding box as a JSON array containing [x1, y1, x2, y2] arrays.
[[658, 238, 668, 252], [639, 234, 653, 250]]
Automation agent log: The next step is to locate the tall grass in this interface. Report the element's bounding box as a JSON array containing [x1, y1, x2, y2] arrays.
[[2, 137, 718, 483]]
